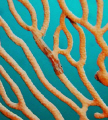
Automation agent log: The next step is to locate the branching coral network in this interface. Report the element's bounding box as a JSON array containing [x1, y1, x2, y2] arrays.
[[0, 0, 108, 120]]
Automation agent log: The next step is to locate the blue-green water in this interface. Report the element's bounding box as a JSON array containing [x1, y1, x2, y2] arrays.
[[0, 0, 108, 120]]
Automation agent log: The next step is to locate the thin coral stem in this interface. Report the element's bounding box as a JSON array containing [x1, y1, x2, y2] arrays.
[[0, 47, 64, 120], [0, 17, 90, 117], [1, 0, 108, 119], [0, 103, 23, 120], [0, 66, 39, 120], [96, 0, 103, 28]]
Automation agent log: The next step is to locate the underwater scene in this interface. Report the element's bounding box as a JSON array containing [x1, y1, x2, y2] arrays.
[[0, 0, 108, 120]]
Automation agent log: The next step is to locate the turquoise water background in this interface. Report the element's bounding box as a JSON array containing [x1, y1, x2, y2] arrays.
[[0, 0, 108, 120]]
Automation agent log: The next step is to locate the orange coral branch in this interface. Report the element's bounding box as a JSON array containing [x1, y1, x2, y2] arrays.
[[1, 0, 108, 120]]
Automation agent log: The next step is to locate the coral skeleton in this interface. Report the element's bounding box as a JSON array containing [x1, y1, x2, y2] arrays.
[[0, 0, 108, 120]]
